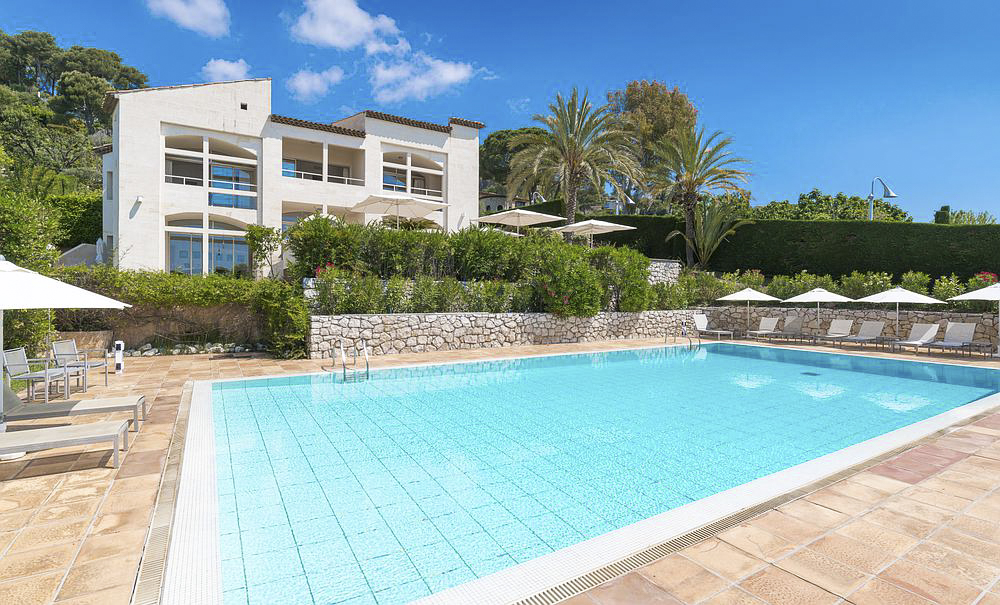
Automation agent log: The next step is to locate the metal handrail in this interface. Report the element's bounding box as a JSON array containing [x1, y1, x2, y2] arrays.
[[165, 175, 203, 186], [337, 339, 370, 381], [209, 179, 257, 192], [283, 169, 323, 181], [327, 175, 365, 186], [411, 187, 443, 198]]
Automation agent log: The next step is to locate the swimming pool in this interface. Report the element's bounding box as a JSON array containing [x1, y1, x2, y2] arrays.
[[195, 344, 1000, 605]]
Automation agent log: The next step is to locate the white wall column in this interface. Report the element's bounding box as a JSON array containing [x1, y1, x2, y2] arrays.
[[321, 144, 328, 183], [201, 137, 209, 187]]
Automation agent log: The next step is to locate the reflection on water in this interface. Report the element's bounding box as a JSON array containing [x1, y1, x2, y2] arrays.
[[864, 392, 933, 412], [793, 382, 846, 399], [731, 373, 776, 389]]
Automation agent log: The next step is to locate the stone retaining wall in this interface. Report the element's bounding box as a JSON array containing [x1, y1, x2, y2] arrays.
[[648, 259, 682, 285], [700, 306, 997, 344], [308, 310, 697, 358]]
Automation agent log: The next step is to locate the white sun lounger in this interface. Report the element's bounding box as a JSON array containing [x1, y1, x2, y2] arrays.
[[693, 313, 733, 340], [841, 320, 885, 346], [923, 322, 977, 355], [813, 319, 855, 343], [747, 317, 779, 339], [770, 315, 804, 341], [0, 419, 130, 467], [3, 382, 146, 432], [891, 323, 940, 353]]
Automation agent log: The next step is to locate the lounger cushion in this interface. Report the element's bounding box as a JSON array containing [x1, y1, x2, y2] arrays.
[[0, 420, 129, 455]]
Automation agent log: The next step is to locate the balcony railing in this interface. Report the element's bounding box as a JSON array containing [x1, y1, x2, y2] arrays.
[[165, 175, 203, 186], [411, 187, 443, 198], [327, 175, 364, 186], [283, 169, 323, 181], [383, 183, 406, 193], [210, 179, 257, 192]]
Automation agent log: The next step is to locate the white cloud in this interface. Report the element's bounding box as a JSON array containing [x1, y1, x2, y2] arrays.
[[147, 0, 230, 38], [286, 66, 346, 103], [507, 97, 530, 114], [291, 0, 407, 55], [371, 52, 474, 103], [201, 58, 250, 82]]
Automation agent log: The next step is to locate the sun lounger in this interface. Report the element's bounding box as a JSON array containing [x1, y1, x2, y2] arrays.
[[0, 419, 130, 467], [891, 323, 940, 353], [813, 319, 855, 343], [841, 320, 885, 347], [770, 316, 804, 341], [923, 322, 976, 355], [3, 382, 146, 432], [693, 313, 733, 340], [747, 317, 779, 339]]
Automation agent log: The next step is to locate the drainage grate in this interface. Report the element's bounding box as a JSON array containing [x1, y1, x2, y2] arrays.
[[514, 412, 993, 605], [131, 382, 193, 605]]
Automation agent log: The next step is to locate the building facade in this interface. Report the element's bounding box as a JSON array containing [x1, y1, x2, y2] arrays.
[[100, 78, 481, 274]]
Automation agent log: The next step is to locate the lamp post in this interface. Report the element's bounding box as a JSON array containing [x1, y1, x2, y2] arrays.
[[867, 177, 898, 221]]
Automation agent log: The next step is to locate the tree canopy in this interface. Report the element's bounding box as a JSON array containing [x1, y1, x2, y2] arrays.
[[478, 127, 545, 193], [751, 189, 912, 222]]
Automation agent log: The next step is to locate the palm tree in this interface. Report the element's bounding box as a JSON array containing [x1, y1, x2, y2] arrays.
[[507, 88, 639, 221], [653, 127, 749, 265], [666, 197, 753, 268]]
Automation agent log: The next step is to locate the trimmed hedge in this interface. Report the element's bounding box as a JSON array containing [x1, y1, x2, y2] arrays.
[[589, 216, 1000, 278]]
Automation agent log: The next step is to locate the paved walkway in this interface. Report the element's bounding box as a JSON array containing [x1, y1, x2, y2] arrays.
[[0, 339, 997, 604]]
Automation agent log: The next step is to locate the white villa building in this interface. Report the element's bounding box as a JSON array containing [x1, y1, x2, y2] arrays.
[[99, 78, 481, 275]]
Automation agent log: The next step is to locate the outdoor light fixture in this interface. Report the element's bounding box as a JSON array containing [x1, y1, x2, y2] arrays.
[[530, 191, 547, 204], [867, 177, 897, 221], [135, 195, 144, 204]]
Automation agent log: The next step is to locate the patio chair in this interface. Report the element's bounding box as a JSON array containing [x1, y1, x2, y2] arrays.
[[3, 381, 146, 432], [693, 313, 733, 340], [2, 347, 68, 404], [0, 419, 131, 467], [841, 320, 885, 347], [747, 317, 780, 340], [890, 323, 940, 354], [52, 339, 110, 391], [923, 322, 977, 356], [770, 315, 804, 341], [813, 319, 855, 344]]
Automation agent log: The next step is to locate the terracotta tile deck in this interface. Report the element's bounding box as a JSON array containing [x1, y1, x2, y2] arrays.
[[0, 338, 998, 605]]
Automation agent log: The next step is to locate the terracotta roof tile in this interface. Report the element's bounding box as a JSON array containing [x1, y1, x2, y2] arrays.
[[449, 117, 485, 129], [363, 110, 451, 133], [269, 114, 366, 138]]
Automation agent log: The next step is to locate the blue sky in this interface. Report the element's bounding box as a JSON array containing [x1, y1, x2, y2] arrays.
[[6, 0, 1000, 220]]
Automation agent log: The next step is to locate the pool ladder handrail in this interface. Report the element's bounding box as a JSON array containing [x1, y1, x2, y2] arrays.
[[678, 323, 701, 350], [338, 339, 370, 381]]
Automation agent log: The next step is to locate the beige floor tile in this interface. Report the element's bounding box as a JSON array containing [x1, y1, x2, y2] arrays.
[[0, 541, 78, 582], [774, 548, 868, 597], [835, 518, 918, 558], [718, 524, 797, 562], [848, 577, 936, 605], [586, 572, 682, 605], [701, 587, 767, 605], [863, 508, 938, 539], [682, 538, 767, 581], [777, 499, 849, 529], [948, 514, 1000, 544], [965, 502, 1000, 524], [882, 497, 956, 525], [74, 528, 148, 565], [918, 476, 988, 501], [931, 527, 1000, 562], [56, 554, 141, 601], [878, 559, 981, 605], [904, 541, 998, 589], [980, 594, 1000, 605], [638, 554, 728, 602], [824, 479, 892, 504], [739, 566, 839, 605], [32, 499, 101, 524], [903, 487, 973, 512], [805, 489, 872, 516], [935, 469, 996, 491], [748, 510, 827, 544], [52, 583, 136, 604], [0, 569, 63, 605], [9, 518, 90, 553], [850, 471, 913, 494], [807, 531, 894, 574]]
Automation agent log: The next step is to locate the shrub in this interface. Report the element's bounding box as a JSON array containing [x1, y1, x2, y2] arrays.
[[589, 246, 652, 312], [651, 281, 691, 309], [283, 214, 344, 282], [533, 243, 603, 317], [932, 274, 965, 303], [435, 277, 465, 312], [900, 270, 931, 294], [838, 271, 893, 299], [383, 275, 409, 313], [314, 267, 347, 314], [410, 276, 438, 312], [451, 228, 525, 282], [510, 283, 537, 312], [462, 280, 513, 313], [341, 274, 385, 314], [766, 271, 836, 299], [50, 192, 102, 250]]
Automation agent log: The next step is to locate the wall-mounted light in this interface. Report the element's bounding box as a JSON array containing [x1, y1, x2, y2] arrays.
[[135, 195, 144, 204]]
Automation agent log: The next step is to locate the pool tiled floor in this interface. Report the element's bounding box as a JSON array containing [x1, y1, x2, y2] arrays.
[[0, 338, 998, 604]]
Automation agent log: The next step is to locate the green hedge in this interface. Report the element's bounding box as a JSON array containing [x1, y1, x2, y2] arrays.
[[55, 267, 309, 358], [588, 216, 1000, 278]]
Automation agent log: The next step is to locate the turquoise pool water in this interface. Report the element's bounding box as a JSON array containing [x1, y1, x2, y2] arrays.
[[212, 344, 999, 605]]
